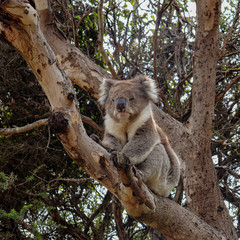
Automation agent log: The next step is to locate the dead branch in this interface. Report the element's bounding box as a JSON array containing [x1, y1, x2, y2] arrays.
[[84, 191, 112, 235], [0, 119, 48, 136], [177, 71, 193, 90], [157, 88, 180, 120], [156, 49, 179, 119]]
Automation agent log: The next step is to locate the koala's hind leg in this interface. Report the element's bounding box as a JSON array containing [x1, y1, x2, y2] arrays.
[[135, 144, 170, 196]]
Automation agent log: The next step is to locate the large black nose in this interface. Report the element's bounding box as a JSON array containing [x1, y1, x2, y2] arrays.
[[116, 98, 126, 112]]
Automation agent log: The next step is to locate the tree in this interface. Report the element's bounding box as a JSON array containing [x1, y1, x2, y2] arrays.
[[0, 0, 239, 239]]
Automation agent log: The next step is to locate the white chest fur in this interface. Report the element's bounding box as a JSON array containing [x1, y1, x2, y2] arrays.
[[104, 105, 152, 146]]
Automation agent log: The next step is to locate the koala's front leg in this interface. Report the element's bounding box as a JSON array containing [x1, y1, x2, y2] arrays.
[[102, 132, 123, 152], [122, 119, 160, 165]]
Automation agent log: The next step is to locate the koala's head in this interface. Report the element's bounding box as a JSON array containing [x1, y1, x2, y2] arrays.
[[98, 75, 158, 121]]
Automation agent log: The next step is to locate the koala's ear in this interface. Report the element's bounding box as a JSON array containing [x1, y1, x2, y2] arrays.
[[98, 78, 115, 106], [136, 75, 159, 103]]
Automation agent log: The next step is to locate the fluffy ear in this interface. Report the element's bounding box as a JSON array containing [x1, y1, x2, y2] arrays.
[[98, 78, 115, 106], [135, 75, 159, 103]]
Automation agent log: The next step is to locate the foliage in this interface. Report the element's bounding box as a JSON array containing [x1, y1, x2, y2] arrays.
[[0, 0, 239, 239]]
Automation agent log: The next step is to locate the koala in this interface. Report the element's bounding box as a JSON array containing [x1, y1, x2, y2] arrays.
[[98, 75, 180, 197]]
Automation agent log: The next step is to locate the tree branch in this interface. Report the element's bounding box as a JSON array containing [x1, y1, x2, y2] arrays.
[[84, 191, 111, 235], [152, 0, 179, 120], [215, 74, 240, 102], [34, 0, 111, 99], [218, 0, 240, 61], [81, 114, 104, 136], [153, 0, 173, 80], [0, 119, 48, 136], [112, 196, 128, 240], [48, 177, 93, 185]]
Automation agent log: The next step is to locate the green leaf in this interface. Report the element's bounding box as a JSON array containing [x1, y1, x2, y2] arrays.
[[130, 0, 135, 6]]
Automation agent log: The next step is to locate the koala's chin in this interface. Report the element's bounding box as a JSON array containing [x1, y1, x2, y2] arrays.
[[116, 111, 130, 121]]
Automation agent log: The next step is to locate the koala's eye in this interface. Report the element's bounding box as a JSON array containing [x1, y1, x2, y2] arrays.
[[129, 97, 134, 101], [112, 99, 115, 102]]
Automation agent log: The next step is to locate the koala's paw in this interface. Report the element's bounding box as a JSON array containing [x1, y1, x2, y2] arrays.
[[110, 151, 119, 167], [111, 151, 130, 168]]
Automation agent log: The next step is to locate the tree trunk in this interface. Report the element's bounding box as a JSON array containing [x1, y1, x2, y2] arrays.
[[183, 1, 237, 238], [0, 0, 237, 239]]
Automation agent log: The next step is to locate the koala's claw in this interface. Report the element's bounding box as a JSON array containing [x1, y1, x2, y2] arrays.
[[90, 134, 100, 143], [117, 153, 130, 168], [110, 151, 119, 167], [110, 151, 130, 168]]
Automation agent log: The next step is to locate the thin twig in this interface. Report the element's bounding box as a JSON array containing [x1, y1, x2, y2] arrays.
[[98, 0, 119, 79], [48, 177, 93, 185], [215, 74, 240, 102], [152, 0, 179, 119], [153, 0, 173, 80], [76, 8, 98, 30], [218, 0, 240, 61]]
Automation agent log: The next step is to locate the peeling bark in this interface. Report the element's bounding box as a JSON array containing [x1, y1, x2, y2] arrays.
[[35, 0, 110, 98]]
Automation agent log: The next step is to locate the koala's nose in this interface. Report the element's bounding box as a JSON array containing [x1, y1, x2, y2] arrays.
[[116, 98, 126, 112]]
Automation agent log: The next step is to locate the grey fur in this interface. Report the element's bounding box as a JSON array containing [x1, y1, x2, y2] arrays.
[[99, 75, 180, 197]]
